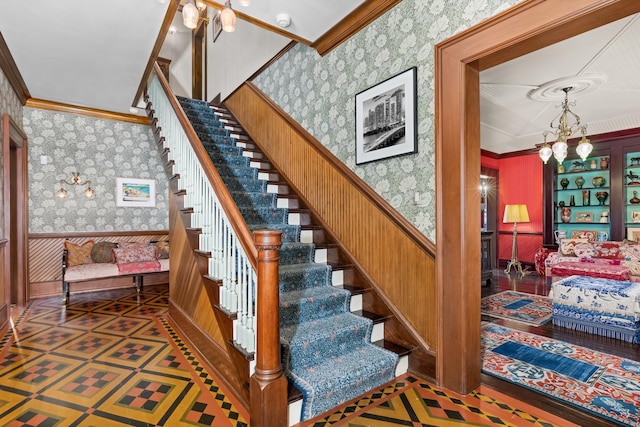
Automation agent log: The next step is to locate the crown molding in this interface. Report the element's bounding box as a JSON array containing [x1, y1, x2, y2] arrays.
[[0, 32, 30, 105], [25, 98, 150, 125], [311, 0, 402, 56]]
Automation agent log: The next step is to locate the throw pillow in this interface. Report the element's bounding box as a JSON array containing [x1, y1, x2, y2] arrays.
[[118, 241, 147, 250], [91, 241, 118, 263], [573, 242, 598, 259], [590, 242, 626, 260], [559, 238, 589, 256], [624, 245, 640, 262], [112, 246, 158, 264], [151, 240, 169, 259], [64, 240, 95, 267]]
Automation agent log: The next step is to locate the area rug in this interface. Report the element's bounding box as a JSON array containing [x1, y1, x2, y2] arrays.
[[482, 323, 640, 426], [481, 291, 552, 326]]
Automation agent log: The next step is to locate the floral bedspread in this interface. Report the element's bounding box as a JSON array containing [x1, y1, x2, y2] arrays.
[[550, 275, 640, 318]]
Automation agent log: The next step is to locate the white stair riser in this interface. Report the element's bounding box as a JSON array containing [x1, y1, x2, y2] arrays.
[[350, 294, 363, 312]]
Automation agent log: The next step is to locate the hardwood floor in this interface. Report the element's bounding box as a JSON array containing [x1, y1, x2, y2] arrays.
[[481, 268, 640, 426]]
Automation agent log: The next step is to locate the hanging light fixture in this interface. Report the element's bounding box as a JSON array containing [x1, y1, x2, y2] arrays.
[[182, 0, 200, 29], [56, 172, 95, 199], [538, 86, 592, 163], [220, 0, 236, 32]]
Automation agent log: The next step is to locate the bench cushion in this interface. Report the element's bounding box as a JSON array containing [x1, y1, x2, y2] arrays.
[[551, 260, 631, 281], [65, 258, 169, 282]]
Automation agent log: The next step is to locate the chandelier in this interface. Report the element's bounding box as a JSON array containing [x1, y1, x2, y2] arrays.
[[538, 87, 592, 164]]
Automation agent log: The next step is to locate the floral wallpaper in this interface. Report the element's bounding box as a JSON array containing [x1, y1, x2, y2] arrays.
[[0, 66, 24, 239], [254, 0, 521, 241], [24, 108, 169, 233]]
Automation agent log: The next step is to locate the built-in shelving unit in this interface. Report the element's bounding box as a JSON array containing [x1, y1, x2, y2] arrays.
[[543, 130, 640, 246]]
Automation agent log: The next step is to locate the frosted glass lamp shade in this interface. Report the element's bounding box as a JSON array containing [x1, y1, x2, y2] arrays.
[[221, 1, 236, 32], [182, 1, 199, 29]]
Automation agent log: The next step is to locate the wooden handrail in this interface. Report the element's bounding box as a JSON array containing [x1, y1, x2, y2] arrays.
[[151, 63, 258, 267], [250, 230, 287, 427]]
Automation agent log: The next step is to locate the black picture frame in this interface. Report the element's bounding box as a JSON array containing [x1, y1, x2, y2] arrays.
[[355, 67, 417, 165], [212, 11, 222, 43]]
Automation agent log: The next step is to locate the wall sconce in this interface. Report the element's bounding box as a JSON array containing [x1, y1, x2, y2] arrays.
[[57, 172, 95, 199]]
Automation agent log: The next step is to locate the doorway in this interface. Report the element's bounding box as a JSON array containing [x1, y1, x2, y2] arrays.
[[434, 0, 640, 394], [2, 113, 28, 325]]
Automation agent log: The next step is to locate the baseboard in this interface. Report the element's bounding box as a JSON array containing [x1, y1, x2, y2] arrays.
[[167, 302, 250, 410]]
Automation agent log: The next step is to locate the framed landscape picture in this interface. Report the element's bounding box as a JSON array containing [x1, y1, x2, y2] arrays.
[[355, 67, 417, 165], [576, 212, 593, 222], [116, 178, 156, 207]]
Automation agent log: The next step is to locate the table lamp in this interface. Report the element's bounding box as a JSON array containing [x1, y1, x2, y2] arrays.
[[503, 204, 530, 276]]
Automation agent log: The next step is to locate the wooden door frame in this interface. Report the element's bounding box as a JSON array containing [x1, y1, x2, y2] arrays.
[[435, 0, 640, 393], [3, 113, 28, 315]]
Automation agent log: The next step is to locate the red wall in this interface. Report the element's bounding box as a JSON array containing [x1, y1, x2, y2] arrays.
[[482, 154, 543, 264]]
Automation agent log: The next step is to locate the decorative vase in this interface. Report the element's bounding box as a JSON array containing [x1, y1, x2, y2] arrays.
[[558, 164, 565, 173], [600, 157, 609, 169], [631, 191, 640, 204], [558, 201, 565, 207], [569, 195, 576, 206], [561, 207, 571, 223], [582, 190, 590, 206], [534, 247, 552, 276], [575, 175, 585, 189], [590, 160, 597, 169], [592, 176, 605, 187], [595, 191, 608, 205], [560, 177, 570, 190]]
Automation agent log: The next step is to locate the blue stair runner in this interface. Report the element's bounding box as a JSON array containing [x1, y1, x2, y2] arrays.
[[176, 96, 398, 421]]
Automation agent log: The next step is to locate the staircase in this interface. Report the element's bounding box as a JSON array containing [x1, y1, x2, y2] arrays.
[[153, 92, 414, 423]]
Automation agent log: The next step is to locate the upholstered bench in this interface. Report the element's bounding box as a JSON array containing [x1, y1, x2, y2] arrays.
[[551, 261, 631, 281], [550, 275, 640, 343], [62, 240, 169, 304]]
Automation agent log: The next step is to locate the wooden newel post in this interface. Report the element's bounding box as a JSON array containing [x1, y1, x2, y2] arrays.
[[250, 230, 288, 427]]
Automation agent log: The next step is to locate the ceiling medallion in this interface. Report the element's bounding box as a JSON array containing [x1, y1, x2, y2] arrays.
[[529, 74, 607, 164]]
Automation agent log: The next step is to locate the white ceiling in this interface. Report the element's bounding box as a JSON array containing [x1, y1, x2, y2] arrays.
[[480, 13, 640, 154], [0, 0, 365, 116]]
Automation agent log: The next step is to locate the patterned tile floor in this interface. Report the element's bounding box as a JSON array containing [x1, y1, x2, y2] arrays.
[[0, 285, 574, 426]]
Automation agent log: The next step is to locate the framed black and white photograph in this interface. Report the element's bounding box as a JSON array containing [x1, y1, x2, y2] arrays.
[[355, 67, 417, 165], [116, 178, 156, 207], [212, 11, 222, 42]]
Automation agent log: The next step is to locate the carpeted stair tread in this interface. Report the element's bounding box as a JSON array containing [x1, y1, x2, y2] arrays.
[[279, 263, 331, 291], [279, 242, 314, 265], [247, 224, 301, 243], [281, 312, 372, 359], [280, 286, 351, 327], [287, 344, 398, 420], [238, 207, 289, 225]]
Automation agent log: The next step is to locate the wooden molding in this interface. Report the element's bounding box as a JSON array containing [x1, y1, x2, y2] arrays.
[[0, 32, 30, 104], [29, 230, 169, 239], [24, 98, 150, 125], [311, 0, 402, 56]]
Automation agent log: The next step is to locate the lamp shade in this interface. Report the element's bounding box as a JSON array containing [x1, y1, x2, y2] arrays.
[[503, 204, 530, 224], [182, 0, 199, 29], [220, 1, 236, 32]]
